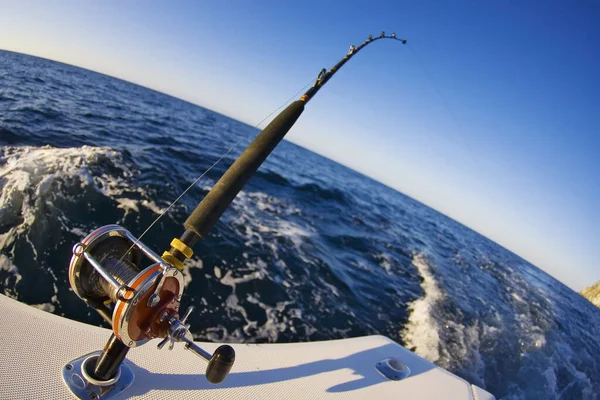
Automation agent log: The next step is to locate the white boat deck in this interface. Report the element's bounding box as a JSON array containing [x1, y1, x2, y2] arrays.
[[0, 294, 494, 399]]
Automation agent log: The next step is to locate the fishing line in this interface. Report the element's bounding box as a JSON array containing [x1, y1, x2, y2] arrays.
[[117, 78, 315, 261], [407, 44, 479, 166]]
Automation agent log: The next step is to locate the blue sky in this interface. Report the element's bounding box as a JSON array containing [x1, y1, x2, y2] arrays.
[[1, 1, 598, 291]]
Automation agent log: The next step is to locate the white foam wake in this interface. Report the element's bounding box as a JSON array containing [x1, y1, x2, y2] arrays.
[[231, 189, 312, 262], [1, 145, 113, 238], [0, 145, 164, 239], [0, 144, 165, 212], [402, 253, 443, 362], [198, 261, 302, 343], [401, 256, 487, 386], [0, 254, 21, 297]]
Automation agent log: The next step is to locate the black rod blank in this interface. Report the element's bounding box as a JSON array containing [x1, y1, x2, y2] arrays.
[[300, 33, 407, 104]]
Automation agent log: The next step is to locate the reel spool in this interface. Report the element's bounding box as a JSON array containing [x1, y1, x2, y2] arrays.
[[68, 225, 234, 386]]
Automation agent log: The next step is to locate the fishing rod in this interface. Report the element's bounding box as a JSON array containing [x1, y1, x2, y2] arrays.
[[64, 32, 406, 398]]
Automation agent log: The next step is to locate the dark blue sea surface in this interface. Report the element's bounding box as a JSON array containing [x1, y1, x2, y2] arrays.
[[0, 50, 598, 399]]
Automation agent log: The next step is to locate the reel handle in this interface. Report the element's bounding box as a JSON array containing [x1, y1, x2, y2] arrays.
[[184, 341, 235, 384], [157, 306, 235, 383]]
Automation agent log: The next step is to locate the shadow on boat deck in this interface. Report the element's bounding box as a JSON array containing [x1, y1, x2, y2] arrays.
[[124, 343, 435, 397]]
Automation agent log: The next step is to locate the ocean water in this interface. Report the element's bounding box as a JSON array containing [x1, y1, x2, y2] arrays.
[[1, 49, 598, 399]]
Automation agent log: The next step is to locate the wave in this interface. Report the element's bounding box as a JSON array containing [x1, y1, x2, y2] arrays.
[[0, 254, 21, 298], [296, 182, 348, 204], [200, 258, 303, 343], [254, 169, 291, 187], [12, 105, 62, 120], [188, 189, 318, 343], [401, 253, 443, 361], [0, 94, 17, 103], [0, 128, 27, 145], [400, 251, 598, 397], [253, 170, 349, 207], [0, 146, 109, 240], [0, 145, 165, 220], [375, 252, 394, 274], [231, 190, 311, 254], [401, 254, 490, 389]]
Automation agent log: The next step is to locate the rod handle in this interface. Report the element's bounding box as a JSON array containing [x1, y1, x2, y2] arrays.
[[183, 100, 305, 239]]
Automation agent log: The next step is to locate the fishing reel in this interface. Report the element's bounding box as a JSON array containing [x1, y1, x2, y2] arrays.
[[65, 225, 234, 398]]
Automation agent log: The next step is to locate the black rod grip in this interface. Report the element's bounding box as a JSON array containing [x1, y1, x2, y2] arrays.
[[184, 100, 305, 239]]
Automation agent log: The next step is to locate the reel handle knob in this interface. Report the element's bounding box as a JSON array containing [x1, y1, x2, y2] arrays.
[[205, 345, 235, 384], [183, 339, 235, 384]]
